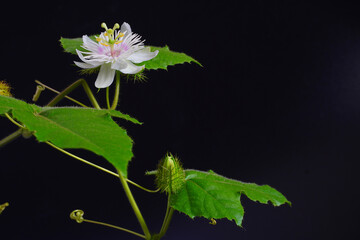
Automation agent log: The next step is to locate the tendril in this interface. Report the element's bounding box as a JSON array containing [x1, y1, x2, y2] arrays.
[[0, 202, 9, 214], [70, 209, 84, 223]]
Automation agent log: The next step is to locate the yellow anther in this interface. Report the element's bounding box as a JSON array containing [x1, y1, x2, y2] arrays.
[[118, 32, 125, 38], [96, 37, 102, 42], [100, 42, 109, 47], [115, 40, 123, 44]]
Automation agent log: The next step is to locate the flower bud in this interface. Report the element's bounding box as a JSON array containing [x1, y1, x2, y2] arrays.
[[155, 153, 185, 194]]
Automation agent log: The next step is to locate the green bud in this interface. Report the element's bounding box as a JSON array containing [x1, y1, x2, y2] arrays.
[[155, 153, 185, 194]]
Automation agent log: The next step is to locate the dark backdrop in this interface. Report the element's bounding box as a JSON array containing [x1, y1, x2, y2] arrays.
[[1, 0, 359, 239]]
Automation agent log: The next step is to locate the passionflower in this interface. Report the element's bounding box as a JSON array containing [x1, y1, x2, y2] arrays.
[[74, 22, 159, 88]]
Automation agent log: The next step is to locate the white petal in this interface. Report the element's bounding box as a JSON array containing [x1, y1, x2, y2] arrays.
[[82, 35, 100, 52], [111, 59, 127, 71], [127, 47, 159, 63], [74, 61, 95, 69], [121, 22, 132, 36], [95, 63, 116, 88], [119, 60, 144, 74], [76, 49, 103, 67]]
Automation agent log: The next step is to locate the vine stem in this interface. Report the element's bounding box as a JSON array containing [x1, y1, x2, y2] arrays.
[[0, 129, 23, 148], [106, 86, 111, 109], [35, 80, 89, 108], [44, 141, 158, 193], [83, 218, 146, 239], [118, 171, 152, 240], [111, 71, 120, 110], [159, 193, 174, 237], [46, 79, 100, 109]]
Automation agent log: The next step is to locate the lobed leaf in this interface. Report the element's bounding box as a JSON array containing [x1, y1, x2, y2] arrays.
[[0, 95, 140, 177], [170, 169, 290, 227], [141, 46, 202, 70]]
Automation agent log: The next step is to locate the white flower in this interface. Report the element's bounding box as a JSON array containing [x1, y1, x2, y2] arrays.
[[74, 22, 159, 88]]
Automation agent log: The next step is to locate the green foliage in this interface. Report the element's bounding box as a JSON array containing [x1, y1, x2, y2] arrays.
[[0, 95, 140, 177], [59, 37, 201, 70], [141, 46, 202, 70], [170, 169, 291, 227], [60, 37, 89, 54]]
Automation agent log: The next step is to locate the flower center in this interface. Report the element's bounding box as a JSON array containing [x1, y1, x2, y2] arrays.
[[96, 22, 125, 48]]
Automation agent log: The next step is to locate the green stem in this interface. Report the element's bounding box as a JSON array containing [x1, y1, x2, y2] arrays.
[[35, 80, 89, 107], [110, 72, 120, 110], [45, 141, 118, 176], [47, 79, 100, 109], [0, 129, 23, 148], [83, 219, 146, 239], [45, 141, 159, 193], [106, 87, 111, 109], [79, 79, 101, 110], [118, 171, 152, 240], [159, 194, 174, 238]]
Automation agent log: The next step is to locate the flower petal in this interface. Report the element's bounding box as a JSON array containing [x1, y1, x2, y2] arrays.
[[74, 61, 95, 69], [127, 47, 159, 63], [121, 22, 132, 36], [119, 60, 145, 74], [111, 59, 128, 71], [76, 49, 103, 67], [82, 35, 99, 52], [95, 63, 116, 88]]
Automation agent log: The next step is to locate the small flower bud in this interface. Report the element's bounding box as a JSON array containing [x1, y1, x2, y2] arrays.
[[155, 153, 185, 194]]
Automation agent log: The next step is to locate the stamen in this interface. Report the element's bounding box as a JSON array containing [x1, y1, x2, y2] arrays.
[[100, 42, 109, 47]]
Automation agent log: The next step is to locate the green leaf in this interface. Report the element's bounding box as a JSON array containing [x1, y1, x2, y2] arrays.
[[60, 37, 84, 54], [0, 95, 140, 177], [59, 37, 201, 70], [170, 169, 290, 227], [142, 46, 202, 70]]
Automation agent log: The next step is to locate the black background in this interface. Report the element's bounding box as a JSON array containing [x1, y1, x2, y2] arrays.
[[1, 0, 359, 239]]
